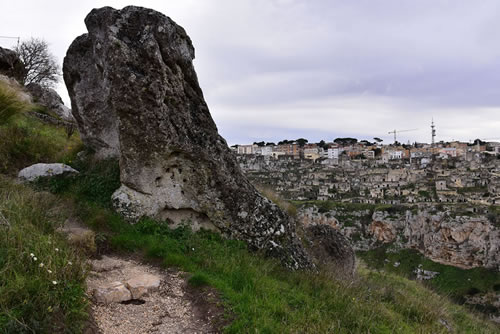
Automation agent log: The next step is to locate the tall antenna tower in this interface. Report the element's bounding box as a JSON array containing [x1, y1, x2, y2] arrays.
[[431, 118, 436, 147]]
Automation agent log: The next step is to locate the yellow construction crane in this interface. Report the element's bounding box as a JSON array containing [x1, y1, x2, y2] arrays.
[[388, 128, 417, 143]]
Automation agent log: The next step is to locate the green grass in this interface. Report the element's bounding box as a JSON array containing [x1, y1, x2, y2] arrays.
[[293, 200, 412, 216], [0, 114, 83, 175], [95, 216, 494, 333], [0, 176, 88, 334], [0, 81, 82, 175], [358, 246, 500, 307], [33, 160, 497, 333], [34, 157, 120, 209], [0, 81, 29, 125], [457, 186, 489, 194]]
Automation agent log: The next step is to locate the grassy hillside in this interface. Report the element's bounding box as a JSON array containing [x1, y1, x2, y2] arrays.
[[0, 80, 82, 175], [0, 80, 498, 333], [35, 157, 499, 333], [0, 178, 88, 333]]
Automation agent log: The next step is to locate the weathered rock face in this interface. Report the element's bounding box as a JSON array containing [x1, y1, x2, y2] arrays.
[[299, 205, 500, 270], [26, 83, 73, 120], [304, 224, 355, 278], [63, 6, 316, 269], [0, 47, 25, 83], [404, 212, 499, 269]]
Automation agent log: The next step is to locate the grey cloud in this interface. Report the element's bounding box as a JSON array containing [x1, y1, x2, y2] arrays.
[[1, 0, 499, 145]]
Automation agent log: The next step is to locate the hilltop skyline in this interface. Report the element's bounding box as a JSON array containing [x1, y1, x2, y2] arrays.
[[1, 0, 499, 145]]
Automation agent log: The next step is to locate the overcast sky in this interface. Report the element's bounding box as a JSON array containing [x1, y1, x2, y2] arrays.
[[1, 0, 499, 145]]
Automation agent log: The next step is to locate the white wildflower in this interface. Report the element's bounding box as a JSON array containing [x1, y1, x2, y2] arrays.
[[33, 257, 37, 261], [30, 253, 35, 257], [67, 261, 72, 266], [52, 281, 57, 285], [55, 248, 59, 252], [39, 263, 44, 268], [47, 269, 52, 274]]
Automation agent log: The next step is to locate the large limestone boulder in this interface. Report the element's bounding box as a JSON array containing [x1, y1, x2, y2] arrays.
[[63, 6, 315, 269], [26, 83, 73, 120], [0, 47, 25, 83]]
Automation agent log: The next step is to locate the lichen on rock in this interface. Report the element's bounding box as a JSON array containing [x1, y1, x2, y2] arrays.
[[63, 6, 332, 269]]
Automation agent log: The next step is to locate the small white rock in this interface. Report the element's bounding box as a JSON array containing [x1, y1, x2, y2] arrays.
[[18, 163, 79, 182]]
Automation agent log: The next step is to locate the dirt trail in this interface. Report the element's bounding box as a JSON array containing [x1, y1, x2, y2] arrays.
[[85, 255, 222, 334], [60, 220, 225, 334]]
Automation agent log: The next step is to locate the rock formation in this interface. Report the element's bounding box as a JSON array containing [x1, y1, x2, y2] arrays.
[[63, 6, 322, 269], [299, 205, 500, 270], [304, 224, 355, 278], [26, 83, 73, 120], [0, 47, 25, 83]]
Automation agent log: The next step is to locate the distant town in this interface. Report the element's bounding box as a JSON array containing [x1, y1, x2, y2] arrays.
[[233, 132, 500, 206], [233, 137, 499, 163]]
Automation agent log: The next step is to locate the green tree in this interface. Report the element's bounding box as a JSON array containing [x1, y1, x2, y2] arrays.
[[296, 138, 308, 147], [334, 137, 358, 146], [317, 140, 327, 149]]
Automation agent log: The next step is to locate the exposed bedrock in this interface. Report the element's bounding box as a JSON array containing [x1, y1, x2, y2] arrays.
[[0, 47, 25, 83], [63, 6, 350, 270]]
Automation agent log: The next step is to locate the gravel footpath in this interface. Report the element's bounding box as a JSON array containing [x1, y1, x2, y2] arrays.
[[87, 256, 217, 334]]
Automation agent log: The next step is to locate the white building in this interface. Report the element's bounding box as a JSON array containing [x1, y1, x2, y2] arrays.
[[328, 148, 342, 159], [438, 147, 457, 157], [388, 150, 403, 160], [255, 146, 273, 156], [237, 144, 257, 155]]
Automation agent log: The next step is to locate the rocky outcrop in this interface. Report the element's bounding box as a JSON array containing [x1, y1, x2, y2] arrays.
[[304, 224, 355, 278], [299, 205, 500, 270], [0, 47, 25, 83], [404, 212, 499, 269], [369, 211, 406, 243], [18, 163, 79, 182], [63, 6, 320, 269], [26, 83, 73, 120]]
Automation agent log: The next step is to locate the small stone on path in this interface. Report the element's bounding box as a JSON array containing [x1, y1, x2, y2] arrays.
[[125, 274, 161, 299], [93, 281, 131, 304]]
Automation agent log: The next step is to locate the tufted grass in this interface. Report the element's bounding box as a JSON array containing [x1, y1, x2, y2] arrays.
[[0, 81, 83, 175], [0, 176, 88, 334], [0, 81, 29, 125]]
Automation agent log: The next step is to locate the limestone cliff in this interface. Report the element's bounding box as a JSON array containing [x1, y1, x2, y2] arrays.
[[300, 205, 500, 270]]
